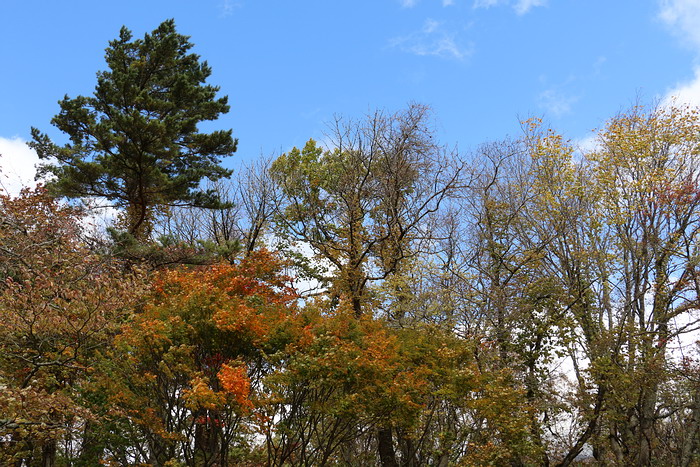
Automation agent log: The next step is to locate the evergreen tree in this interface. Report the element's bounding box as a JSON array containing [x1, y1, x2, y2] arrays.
[[30, 19, 237, 239]]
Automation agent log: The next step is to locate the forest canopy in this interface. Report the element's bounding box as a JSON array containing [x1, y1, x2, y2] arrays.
[[3, 19, 700, 467]]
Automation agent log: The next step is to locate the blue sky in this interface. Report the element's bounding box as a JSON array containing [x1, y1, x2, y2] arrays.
[[2, 0, 700, 192]]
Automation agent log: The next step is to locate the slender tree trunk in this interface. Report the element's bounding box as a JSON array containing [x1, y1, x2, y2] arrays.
[[194, 408, 223, 466], [399, 432, 417, 467], [41, 440, 56, 467], [377, 427, 398, 467], [556, 386, 606, 467], [681, 389, 700, 467], [78, 421, 104, 466], [637, 387, 657, 466]]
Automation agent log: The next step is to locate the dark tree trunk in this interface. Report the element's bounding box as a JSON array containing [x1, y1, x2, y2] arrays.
[[377, 427, 398, 467], [78, 421, 104, 466], [41, 440, 56, 467]]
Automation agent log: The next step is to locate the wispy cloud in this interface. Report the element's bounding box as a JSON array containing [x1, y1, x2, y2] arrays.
[[592, 56, 607, 77], [390, 19, 474, 61], [535, 57, 605, 118], [473, 0, 502, 8], [658, 0, 700, 48], [399, 0, 459, 7], [472, 0, 546, 15], [423, 18, 441, 33], [219, 0, 242, 18], [658, 0, 700, 106], [513, 0, 546, 15], [538, 89, 579, 117]]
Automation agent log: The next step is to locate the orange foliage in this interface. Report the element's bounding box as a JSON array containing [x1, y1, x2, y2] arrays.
[[218, 363, 253, 410], [105, 249, 300, 459]]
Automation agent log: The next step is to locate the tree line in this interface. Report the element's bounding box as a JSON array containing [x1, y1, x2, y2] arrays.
[[2, 19, 700, 466]]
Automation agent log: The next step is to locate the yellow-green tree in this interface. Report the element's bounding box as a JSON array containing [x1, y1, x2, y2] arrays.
[[587, 104, 700, 465]]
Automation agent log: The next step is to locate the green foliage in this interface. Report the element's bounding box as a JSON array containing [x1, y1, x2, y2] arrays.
[[30, 19, 236, 239], [108, 227, 242, 268]]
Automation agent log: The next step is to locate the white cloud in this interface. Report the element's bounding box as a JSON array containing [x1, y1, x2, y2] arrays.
[[390, 19, 474, 61], [573, 132, 600, 156], [0, 136, 117, 235], [658, 1, 700, 106], [658, 0, 700, 49], [442, 0, 455, 6], [513, 0, 546, 15], [538, 89, 579, 117], [0, 137, 40, 196], [664, 67, 700, 107], [219, 0, 242, 18], [472, 0, 546, 15]]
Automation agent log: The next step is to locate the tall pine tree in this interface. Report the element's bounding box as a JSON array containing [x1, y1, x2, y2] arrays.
[[30, 19, 237, 239]]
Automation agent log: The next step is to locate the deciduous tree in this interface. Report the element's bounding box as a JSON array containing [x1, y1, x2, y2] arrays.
[[271, 104, 463, 318], [0, 188, 144, 466]]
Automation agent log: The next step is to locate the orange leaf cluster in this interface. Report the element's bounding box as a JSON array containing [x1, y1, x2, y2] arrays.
[[218, 363, 253, 410]]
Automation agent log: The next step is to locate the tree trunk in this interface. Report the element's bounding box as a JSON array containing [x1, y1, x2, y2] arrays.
[[41, 440, 56, 467], [681, 389, 700, 467], [377, 427, 398, 467], [637, 387, 657, 466], [78, 421, 104, 466]]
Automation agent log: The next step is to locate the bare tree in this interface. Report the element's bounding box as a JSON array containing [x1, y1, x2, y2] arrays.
[[154, 154, 279, 259]]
